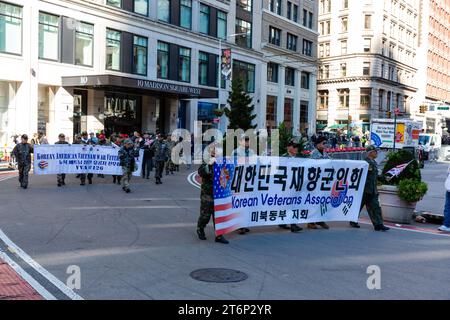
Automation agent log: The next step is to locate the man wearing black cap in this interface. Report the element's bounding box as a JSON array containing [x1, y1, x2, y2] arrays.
[[279, 138, 303, 233], [12, 134, 33, 189], [350, 145, 389, 231], [309, 136, 330, 230]]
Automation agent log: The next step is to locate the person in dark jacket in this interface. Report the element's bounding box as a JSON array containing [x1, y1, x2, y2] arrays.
[[55, 133, 69, 187], [111, 135, 123, 185], [151, 134, 169, 184], [118, 139, 136, 193], [74, 131, 94, 185], [140, 132, 154, 179], [12, 134, 33, 189], [96, 134, 109, 178]]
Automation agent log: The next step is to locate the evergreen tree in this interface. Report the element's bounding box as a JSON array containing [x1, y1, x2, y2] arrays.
[[224, 79, 257, 130], [278, 122, 293, 154]]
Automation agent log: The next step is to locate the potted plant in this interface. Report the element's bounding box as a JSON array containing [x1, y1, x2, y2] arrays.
[[378, 149, 428, 224]]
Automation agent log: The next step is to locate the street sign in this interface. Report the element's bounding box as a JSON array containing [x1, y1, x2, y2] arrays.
[[438, 106, 449, 110], [394, 108, 400, 115]]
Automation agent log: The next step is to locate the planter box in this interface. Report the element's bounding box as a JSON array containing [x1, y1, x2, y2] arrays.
[[378, 185, 416, 224]]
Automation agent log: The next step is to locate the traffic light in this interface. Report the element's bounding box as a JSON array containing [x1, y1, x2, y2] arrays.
[[419, 105, 428, 113], [386, 111, 391, 118]]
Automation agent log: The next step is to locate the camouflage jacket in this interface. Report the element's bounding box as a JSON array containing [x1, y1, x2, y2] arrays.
[[310, 148, 330, 159], [151, 140, 170, 162], [364, 157, 378, 195], [118, 146, 136, 170], [12, 143, 33, 165], [198, 163, 214, 198]]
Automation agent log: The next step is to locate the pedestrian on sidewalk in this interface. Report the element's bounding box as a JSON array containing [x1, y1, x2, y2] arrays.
[[196, 145, 229, 244], [350, 145, 390, 231], [12, 134, 33, 189], [55, 133, 69, 187], [151, 134, 169, 185], [438, 165, 450, 232], [119, 139, 136, 193]]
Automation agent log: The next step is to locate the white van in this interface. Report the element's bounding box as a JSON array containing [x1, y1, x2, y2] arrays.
[[419, 133, 441, 160]]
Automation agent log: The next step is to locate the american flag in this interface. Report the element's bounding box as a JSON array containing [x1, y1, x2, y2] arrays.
[[213, 162, 242, 236], [385, 160, 414, 181]]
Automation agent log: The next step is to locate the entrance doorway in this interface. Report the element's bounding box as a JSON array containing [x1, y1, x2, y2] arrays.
[[104, 92, 142, 136], [73, 90, 88, 138]]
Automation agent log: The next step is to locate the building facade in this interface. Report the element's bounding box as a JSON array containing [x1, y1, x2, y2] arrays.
[[414, 0, 450, 134], [0, 0, 269, 147], [260, 0, 318, 136], [316, 0, 420, 134]]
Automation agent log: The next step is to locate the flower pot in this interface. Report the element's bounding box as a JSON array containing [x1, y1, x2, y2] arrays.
[[378, 185, 416, 224]]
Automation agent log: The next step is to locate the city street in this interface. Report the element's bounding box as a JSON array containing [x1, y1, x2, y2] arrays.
[[1, 162, 450, 300]]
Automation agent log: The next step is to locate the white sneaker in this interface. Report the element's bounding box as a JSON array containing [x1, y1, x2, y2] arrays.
[[438, 225, 450, 232]]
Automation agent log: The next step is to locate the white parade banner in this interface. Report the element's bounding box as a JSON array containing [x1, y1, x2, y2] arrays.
[[33, 145, 144, 177], [213, 157, 369, 236]]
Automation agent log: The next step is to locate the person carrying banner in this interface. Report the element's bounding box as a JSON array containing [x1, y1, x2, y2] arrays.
[[308, 136, 331, 230], [196, 145, 229, 244], [73, 131, 94, 185], [118, 139, 136, 193], [151, 134, 169, 184], [96, 134, 110, 178], [111, 134, 123, 185], [12, 134, 33, 189], [140, 132, 154, 179], [279, 138, 303, 233], [350, 145, 389, 231], [55, 133, 69, 187]]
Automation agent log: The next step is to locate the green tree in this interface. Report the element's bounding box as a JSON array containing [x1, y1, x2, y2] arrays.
[[224, 79, 257, 130], [278, 122, 293, 155]]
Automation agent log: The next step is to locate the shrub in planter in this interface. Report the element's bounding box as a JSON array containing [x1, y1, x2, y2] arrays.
[[397, 179, 428, 203]]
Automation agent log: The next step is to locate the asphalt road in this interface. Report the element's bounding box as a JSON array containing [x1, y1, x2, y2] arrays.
[[0, 166, 450, 300]]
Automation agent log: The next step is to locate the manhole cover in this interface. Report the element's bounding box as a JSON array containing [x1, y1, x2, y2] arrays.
[[190, 268, 248, 283]]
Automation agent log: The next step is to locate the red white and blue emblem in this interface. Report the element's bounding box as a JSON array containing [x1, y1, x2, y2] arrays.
[[330, 180, 348, 208], [38, 160, 48, 170]]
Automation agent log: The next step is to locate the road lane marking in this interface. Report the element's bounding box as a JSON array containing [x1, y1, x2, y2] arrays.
[[0, 229, 83, 300], [188, 172, 200, 189]]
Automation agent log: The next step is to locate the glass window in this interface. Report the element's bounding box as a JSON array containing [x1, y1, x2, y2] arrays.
[[266, 96, 277, 129], [157, 41, 169, 79], [293, 4, 298, 22], [287, 1, 292, 19], [285, 67, 295, 86], [158, 0, 170, 22], [303, 9, 307, 26], [134, 0, 148, 15], [0, 2, 22, 55], [338, 89, 350, 108], [364, 15, 371, 29], [198, 51, 208, 86], [235, 19, 251, 48], [236, 0, 252, 12], [301, 72, 310, 89], [341, 63, 347, 76], [318, 90, 329, 109], [178, 46, 191, 82], [364, 38, 371, 52], [217, 10, 227, 40], [107, 0, 121, 7], [363, 62, 370, 76], [302, 39, 312, 56], [269, 26, 281, 46], [199, 4, 210, 34], [360, 88, 371, 108], [343, 0, 348, 9], [341, 17, 348, 32], [133, 35, 147, 75], [275, 0, 281, 15], [39, 12, 59, 61], [287, 33, 297, 51], [106, 29, 121, 71], [75, 22, 94, 66], [308, 12, 313, 29], [180, 0, 192, 29], [267, 62, 278, 83], [232, 60, 255, 93], [341, 39, 347, 54]]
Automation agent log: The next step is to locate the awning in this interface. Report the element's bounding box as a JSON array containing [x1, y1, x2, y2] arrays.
[[316, 123, 327, 130], [61, 74, 218, 99], [328, 124, 347, 129]]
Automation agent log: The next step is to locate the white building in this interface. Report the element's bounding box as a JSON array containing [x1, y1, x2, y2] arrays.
[[316, 0, 420, 134]]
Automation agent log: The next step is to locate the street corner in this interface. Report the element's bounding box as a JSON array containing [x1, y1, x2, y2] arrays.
[[0, 258, 43, 300]]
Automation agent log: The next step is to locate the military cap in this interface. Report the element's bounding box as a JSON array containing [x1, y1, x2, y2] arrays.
[[123, 139, 133, 145], [287, 137, 301, 147], [366, 145, 378, 152]]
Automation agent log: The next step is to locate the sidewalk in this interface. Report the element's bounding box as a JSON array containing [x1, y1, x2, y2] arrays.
[[0, 258, 43, 300]]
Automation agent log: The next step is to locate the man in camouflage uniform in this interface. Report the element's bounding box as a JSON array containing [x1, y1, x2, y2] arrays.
[[308, 136, 331, 230], [151, 134, 169, 184], [350, 145, 390, 231], [165, 136, 176, 175], [55, 133, 69, 187], [118, 139, 136, 193], [74, 131, 94, 185], [196, 145, 229, 244], [279, 138, 303, 233], [12, 134, 33, 189]]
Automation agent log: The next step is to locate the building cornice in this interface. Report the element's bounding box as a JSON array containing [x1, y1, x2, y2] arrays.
[[317, 76, 418, 92]]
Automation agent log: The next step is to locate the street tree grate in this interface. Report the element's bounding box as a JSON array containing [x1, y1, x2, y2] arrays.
[[190, 268, 248, 283]]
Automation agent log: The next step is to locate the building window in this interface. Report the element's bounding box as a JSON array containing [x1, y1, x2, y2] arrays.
[[363, 62, 370, 76], [134, 0, 149, 15], [343, 0, 348, 9], [338, 89, 350, 108], [284, 98, 293, 132], [319, 44, 324, 57], [378, 89, 384, 111], [363, 38, 371, 52], [341, 63, 347, 77], [180, 0, 192, 29], [341, 40, 347, 54], [308, 12, 313, 29], [360, 88, 371, 108], [341, 17, 348, 32], [285, 67, 295, 86], [269, 26, 281, 46], [324, 65, 330, 78], [178, 47, 191, 82], [107, 0, 121, 7], [157, 41, 169, 79], [233, 60, 255, 93], [199, 4, 210, 34], [303, 9, 307, 27], [237, 0, 252, 12], [302, 39, 312, 56], [301, 72, 310, 89], [266, 96, 277, 129], [364, 15, 371, 29], [318, 90, 329, 109], [106, 29, 121, 71], [325, 42, 330, 56], [158, 0, 170, 22], [75, 22, 94, 67], [267, 62, 278, 83], [217, 10, 227, 40], [293, 4, 298, 22], [287, 1, 292, 20], [133, 35, 147, 75], [269, 0, 281, 15], [235, 19, 251, 48], [0, 1, 22, 55], [287, 33, 297, 51], [198, 51, 208, 86], [38, 12, 59, 61]]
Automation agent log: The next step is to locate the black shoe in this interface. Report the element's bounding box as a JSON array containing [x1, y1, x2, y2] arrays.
[[215, 235, 229, 244], [146, 177, 150, 180], [62, 181, 66, 186], [316, 222, 330, 230], [57, 183, 61, 187], [279, 224, 290, 230], [22, 185, 27, 189], [350, 222, 361, 228], [113, 177, 116, 183], [80, 182, 85, 186], [76, 174, 80, 178], [197, 228, 206, 240], [88, 178, 92, 184], [125, 188, 131, 193], [291, 225, 303, 233], [375, 225, 390, 231]]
